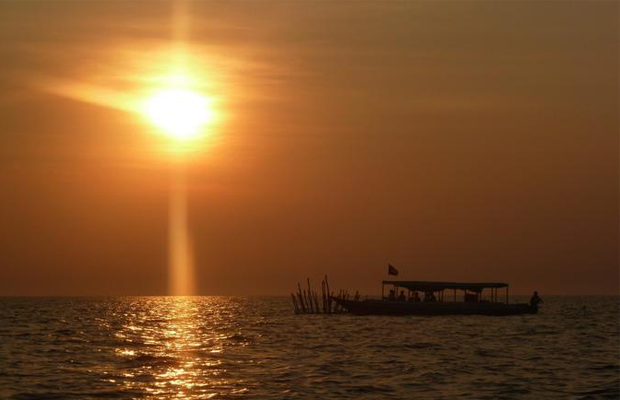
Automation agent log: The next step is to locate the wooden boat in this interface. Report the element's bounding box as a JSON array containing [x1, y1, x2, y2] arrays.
[[333, 280, 538, 316]]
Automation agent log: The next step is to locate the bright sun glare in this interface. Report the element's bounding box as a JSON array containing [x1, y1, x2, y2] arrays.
[[144, 88, 214, 140]]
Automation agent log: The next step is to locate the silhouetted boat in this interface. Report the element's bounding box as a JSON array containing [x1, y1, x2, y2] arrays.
[[333, 280, 538, 316]]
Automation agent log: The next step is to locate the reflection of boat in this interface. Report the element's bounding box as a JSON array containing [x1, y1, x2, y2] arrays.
[[333, 280, 538, 316]]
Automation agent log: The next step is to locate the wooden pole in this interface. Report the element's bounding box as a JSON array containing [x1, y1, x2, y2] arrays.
[[291, 293, 297, 313], [325, 275, 332, 313], [306, 279, 312, 313], [321, 280, 326, 313], [302, 289, 309, 313], [310, 289, 314, 313], [301, 289, 306, 312], [334, 290, 339, 313], [297, 283, 306, 313], [313, 290, 320, 313], [307, 290, 312, 313], [337, 290, 342, 313]]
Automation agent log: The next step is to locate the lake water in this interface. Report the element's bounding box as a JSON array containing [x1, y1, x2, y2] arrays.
[[0, 296, 618, 399]]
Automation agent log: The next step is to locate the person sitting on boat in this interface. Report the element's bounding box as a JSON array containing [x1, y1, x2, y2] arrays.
[[398, 290, 406, 301], [409, 291, 421, 302], [387, 289, 396, 301], [423, 292, 437, 302], [530, 291, 543, 307]]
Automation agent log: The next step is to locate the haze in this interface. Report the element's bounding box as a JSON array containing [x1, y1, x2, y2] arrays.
[[0, 1, 617, 295]]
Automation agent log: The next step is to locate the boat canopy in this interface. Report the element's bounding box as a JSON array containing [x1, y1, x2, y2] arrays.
[[383, 280, 508, 293]]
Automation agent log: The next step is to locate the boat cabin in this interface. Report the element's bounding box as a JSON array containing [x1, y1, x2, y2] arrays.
[[382, 280, 509, 303]]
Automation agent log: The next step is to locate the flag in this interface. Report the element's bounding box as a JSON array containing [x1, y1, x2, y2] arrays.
[[388, 264, 398, 276]]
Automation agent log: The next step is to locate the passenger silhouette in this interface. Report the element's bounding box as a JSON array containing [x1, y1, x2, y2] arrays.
[[387, 289, 396, 301], [424, 292, 437, 302], [398, 290, 406, 301], [530, 291, 543, 307]]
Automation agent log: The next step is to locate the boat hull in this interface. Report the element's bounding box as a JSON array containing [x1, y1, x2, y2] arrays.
[[334, 299, 538, 316]]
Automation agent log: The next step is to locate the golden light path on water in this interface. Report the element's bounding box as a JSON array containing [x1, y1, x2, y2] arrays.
[[110, 297, 241, 398]]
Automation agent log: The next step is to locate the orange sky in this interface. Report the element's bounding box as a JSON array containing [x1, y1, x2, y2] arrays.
[[0, 1, 618, 295]]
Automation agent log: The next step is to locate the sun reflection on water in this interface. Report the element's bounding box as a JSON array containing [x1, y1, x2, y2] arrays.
[[109, 297, 251, 399], [2, 297, 618, 399]]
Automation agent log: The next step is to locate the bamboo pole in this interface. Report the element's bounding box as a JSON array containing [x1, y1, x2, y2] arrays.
[[306, 279, 313, 313], [292, 276, 361, 314], [321, 280, 326, 313], [291, 293, 299, 313], [305, 291, 311, 312], [335, 290, 341, 313], [313, 290, 320, 313], [302, 284, 309, 313], [297, 283, 306, 313], [325, 275, 332, 313], [333, 290, 338, 313]]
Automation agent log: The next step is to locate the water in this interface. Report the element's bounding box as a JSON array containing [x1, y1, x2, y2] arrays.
[[0, 296, 618, 399]]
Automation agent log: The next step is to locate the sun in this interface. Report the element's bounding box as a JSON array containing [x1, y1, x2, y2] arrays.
[[144, 88, 214, 140]]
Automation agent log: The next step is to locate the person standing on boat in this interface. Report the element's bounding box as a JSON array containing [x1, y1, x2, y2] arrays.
[[530, 291, 543, 307]]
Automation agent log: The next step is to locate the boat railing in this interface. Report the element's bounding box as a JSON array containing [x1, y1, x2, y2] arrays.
[[381, 280, 511, 304]]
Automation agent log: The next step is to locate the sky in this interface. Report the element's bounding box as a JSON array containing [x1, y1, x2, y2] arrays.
[[0, 1, 617, 295]]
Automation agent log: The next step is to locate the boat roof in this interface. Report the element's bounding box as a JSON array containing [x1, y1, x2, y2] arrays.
[[383, 280, 508, 293]]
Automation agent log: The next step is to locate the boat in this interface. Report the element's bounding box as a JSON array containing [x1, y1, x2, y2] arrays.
[[332, 280, 538, 316]]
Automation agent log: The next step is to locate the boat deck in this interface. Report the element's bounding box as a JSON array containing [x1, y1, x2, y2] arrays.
[[334, 298, 537, 316]]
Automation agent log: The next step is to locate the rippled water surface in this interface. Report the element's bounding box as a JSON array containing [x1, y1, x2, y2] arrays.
[[0, 296, 618, 399]]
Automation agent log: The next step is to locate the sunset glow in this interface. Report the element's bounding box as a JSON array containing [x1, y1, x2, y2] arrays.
[[144, 88, 214, 140], [1, 1, 617, 398], [142, 84, 208, 295], [1, 1, 617, 298]]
